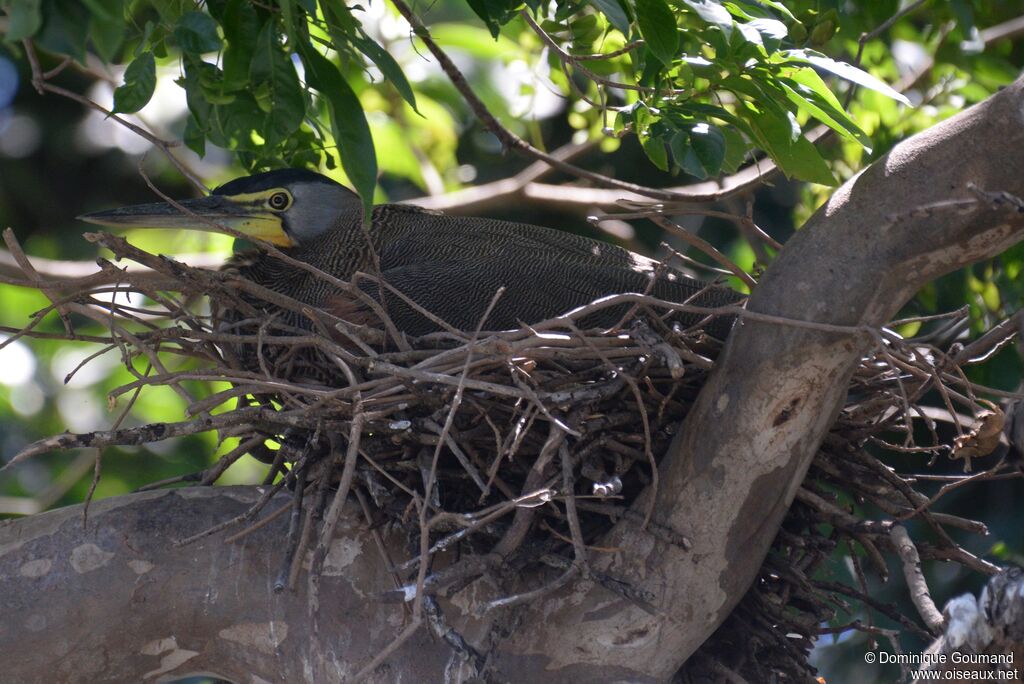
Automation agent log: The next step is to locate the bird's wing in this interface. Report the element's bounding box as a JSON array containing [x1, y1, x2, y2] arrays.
[[377, 210, 661, 272], [323, 255, 732, 336]]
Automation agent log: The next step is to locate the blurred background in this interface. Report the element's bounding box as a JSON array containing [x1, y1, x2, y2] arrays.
[[2, 1, 1024, 681]]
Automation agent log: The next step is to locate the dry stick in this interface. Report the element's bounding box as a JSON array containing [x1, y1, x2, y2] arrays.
[[567, 321, 658, 527], [560, 442, 587, 566], [174, 464, 299, 547], [484, 565, 580, 613], [309, 417, 365, 614], [890, 525, 945, 635], [354, 487, 406, 602], [274, 464, 310, 591], [223, 499, 294, 544], [287, 466, 333, 591], [647, 214, 758, 289], [354, 289, 505, 680]]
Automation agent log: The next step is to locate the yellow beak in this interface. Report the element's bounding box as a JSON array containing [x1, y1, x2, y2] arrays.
[[77, 195, 294, 247]]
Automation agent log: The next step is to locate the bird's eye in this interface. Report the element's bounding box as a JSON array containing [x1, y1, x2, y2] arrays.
[[268, 192, 290, 210]]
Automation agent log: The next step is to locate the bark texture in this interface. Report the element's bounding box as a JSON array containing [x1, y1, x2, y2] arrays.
[[0, 487, 449, 683], [4, 77, 1024, 683], [496, 75, 1024, 679]]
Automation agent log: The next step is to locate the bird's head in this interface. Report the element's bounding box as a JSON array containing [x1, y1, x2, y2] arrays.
[[78, 169, 361, 247]]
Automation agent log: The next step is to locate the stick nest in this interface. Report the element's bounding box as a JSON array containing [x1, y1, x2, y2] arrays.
[[3, 229, 1017, 682]]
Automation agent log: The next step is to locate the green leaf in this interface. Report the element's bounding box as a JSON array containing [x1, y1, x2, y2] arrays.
[[749, 0, 794, 21], [298, 46, 377, 213], [174, 11, 221, 54], [352, 32, 419, 113], [779, 73, 871, 150], [208, 95, 264, 150], [681, 0, 733, 37], [184, 114, 206, 156], [221, 0, 262, 90], [719, 126, 747, 174], [689, 123, 726, 176], [466, 0, 518, 38], [112, 51, 156, 113], [35, 0, 90, 61], [641, 134, 669, 171], [779, 49, 912, 106], [588, 0, 630, 34], [5, 0, 43, 42], [249, 22, 304, 146], [86, 0, 125, 62], [636, 0, 678, 65], [746, 106, 836, 186]]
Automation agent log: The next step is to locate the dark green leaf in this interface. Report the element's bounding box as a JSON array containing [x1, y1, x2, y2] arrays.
[[588, 0, 630, 34], [221, 0, 262, 89], [150, 0, 188, 24], [112, 51, 156, 113], [249, 21, 305, 146], [299, 46, 377, 213], [174, 11, 221, 54], [467, 0, 518, 38], [207, 94, 265, 150], [184, 114, 206, 156], [35, 0, 90, 61], [689, 123, 725, 176], [87, 0, 125, 62], [669, 131, 707, 179], [5, 0, 43, 42], [635, 0, 678, 65]]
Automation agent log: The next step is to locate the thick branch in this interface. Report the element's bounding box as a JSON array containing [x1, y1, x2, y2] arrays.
[[0, 487, 453, 683], [493, 76, 1024, 680]]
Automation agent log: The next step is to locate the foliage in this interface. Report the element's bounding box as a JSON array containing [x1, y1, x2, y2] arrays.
[[2, 0, 918, 204]]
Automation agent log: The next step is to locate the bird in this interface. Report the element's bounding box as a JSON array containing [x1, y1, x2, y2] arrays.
[[79, 169, 741, 342]]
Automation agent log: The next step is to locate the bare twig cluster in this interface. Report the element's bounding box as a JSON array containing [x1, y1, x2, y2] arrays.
[[1, 226, 1018, 681]]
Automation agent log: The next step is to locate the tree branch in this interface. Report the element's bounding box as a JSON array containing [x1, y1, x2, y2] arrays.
[[491, 75, 1024, 680]]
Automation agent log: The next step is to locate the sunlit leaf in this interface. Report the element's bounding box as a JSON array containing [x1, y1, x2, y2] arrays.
[[641, 134, 669, 171], [746, 106, 836, 185], [681, 0, 733, 37], [779, 49, 912, 106]]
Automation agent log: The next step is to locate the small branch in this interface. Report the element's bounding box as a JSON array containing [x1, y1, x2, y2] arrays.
[[890, 525, 945, 635]]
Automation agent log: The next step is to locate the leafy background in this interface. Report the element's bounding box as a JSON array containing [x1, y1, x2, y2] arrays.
[[1, 0, 1023, 681]]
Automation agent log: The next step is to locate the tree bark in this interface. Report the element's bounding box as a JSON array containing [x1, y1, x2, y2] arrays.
[[0, 487, 454, 683], [4, 78, 1024, 684], [495, 76, 1024, 679]]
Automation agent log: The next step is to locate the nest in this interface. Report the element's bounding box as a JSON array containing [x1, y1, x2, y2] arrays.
[[2, 228, 1018, 682]]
